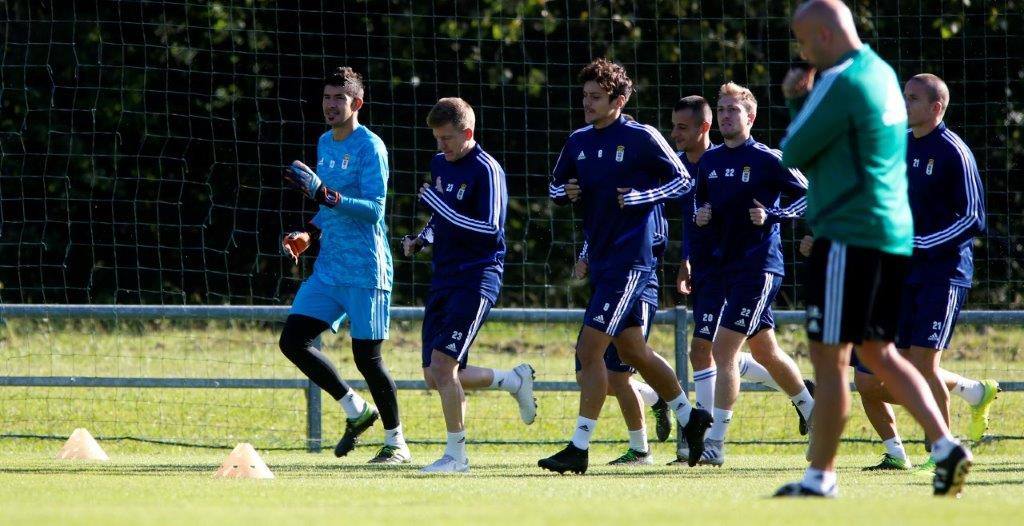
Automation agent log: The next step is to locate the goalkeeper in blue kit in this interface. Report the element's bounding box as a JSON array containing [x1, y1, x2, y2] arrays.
[[279, 67, 409, 464]]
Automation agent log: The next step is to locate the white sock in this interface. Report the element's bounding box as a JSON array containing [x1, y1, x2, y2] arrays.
[[790, 387, 815, 421], [883, 435, 908, 461], [930, 434, 960, 461], [667, 393, 693, 426], [708, 407, 733, 441], [489, 368, 521, 393], [571, 416, 597, 450], [628, 428, 648, 453], [339, 390, 368, 419], [953, 377, 985, 406], [802, 467, 837, 494], [630, 379, 659, 407], [693, 367, 716, 410], [384, 425, 407, 448], [738, 352, 780, 391], [445, 430, 467, 462]]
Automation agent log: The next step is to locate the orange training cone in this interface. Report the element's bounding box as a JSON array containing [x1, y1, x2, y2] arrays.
[[214, 443, 274, 479], [56, 428, 110, 461]]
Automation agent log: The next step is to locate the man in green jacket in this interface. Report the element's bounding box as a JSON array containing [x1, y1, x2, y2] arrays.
[[772, 0, 972, 499]]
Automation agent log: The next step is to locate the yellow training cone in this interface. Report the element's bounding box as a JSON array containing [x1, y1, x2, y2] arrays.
[[214, 443, 274, 479], [56, 428, 110, 461]]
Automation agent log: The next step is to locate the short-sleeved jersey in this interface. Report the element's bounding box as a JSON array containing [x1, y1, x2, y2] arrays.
[[549, 116, 692, 275], [695, 137, 807, 276], [781, 45, 913, 255], [680, 145, 721, 277], [905, 122, 985, 287], [310, 125, 394, 291], [417, 143, 507, 302]]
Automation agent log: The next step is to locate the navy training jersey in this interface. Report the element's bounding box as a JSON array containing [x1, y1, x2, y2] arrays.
[[695, 136, 807, 276], [906, 122, 985, 287], [417, 143, 508, 302], [549, 116, 692, 275], [679, 145, 721, 277]]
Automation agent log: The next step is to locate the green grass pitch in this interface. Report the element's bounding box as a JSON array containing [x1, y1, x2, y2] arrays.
[[1, 320, 1022, 524], [1, 446, 1023, 525]]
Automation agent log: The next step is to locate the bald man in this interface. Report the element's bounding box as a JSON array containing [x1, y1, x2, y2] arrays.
[[773, 0, 972, 498]]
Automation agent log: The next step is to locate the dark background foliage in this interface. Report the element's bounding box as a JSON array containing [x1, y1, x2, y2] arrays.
[[1, 0, 1020, 309]]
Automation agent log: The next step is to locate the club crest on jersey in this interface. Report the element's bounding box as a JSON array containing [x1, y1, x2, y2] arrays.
[[577, 151, 586, 160], [615, 145, 625, 162], [341, 154, 351, 170], [926, 159, 934, 175], [457, 183, 467, 200], [741, 166, 751, 182]]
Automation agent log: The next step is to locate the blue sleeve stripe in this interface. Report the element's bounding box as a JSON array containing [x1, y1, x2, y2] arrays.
[[914, 131, 984, 248], [653, 204, 668, 238], [622, 176, 688, 205], [627, 122, 690, 175], [754, 143, 809, 187], [475, 153, 505, 231], [421, 188, 499, 235], [774, 196, 807, 218], [417, 215, 435, 244]]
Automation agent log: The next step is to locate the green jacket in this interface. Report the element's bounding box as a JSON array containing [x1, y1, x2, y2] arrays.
[[781, 45, 913, 256]]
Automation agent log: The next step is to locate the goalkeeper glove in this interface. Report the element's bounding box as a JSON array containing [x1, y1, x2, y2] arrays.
[[283, 160, 341, 207], [282, 223, 321, 263]]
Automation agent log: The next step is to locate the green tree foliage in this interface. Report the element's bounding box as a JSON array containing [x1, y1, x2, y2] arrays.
[[1, 0, 1020, 307]]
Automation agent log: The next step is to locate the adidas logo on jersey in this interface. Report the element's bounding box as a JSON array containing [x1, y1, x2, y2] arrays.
[[928, 333, 940, 342], [735, 319, 746, 328], [593, 314, 605, 324], [577, 151, 586, 160], [708, 170, 718, 179], [446, 343, 458, 352], [699, 326, 711, 335]]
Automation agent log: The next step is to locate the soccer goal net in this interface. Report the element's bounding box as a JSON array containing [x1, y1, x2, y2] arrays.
[[1, 1, 1021, 451]]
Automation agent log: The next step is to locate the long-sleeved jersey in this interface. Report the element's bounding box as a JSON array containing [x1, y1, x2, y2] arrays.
[[781, 45, 913, 256], [310, 126, 393, 291], [680, 145, 721, 276], [905, 122, 985, 287], [695, 137, 807, 276], [549, 116, 692, 275], [417, 143, 507, 302]]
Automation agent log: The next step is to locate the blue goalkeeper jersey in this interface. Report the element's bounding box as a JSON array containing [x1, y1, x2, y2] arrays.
[[309, 125, 394, 291], [417, 143, 507, 302], [549, 116, 692, 275], [905, 122, 985, 287], [679, 145, 721, 277], [694, 136, 807, 277]]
